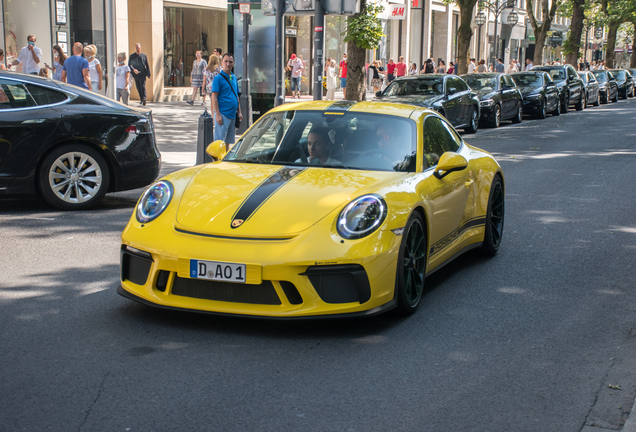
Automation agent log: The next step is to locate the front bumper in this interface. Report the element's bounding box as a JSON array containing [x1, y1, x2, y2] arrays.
[[521, 98, 542, 112], [119, 211, 402, 318]]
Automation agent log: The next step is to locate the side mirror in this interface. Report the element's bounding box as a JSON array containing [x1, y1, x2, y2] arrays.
[[434, 152, 468, 179], [447, 87, 457, 95], [206, 140, 227, 161], [375, 91, 382, 97]]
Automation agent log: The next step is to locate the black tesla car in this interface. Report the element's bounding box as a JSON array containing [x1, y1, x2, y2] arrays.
[[0, 72, 161, 210], [592, 70, 619, 104], [608, 69, 634, 99], [510, 71, 560, 118], [375, 74, 480, 133], [460, 73, 523, 127], [531, 65, 585, 113], [577, 71, 600, 107]]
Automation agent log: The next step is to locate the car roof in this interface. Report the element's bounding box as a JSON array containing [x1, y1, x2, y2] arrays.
[[394, 74, 449, 80], [267, 100, 432, 119], [532, 65, 566, 70]]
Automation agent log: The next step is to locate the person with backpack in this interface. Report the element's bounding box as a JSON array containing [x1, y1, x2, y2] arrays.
[[211, 53, 243, 147]]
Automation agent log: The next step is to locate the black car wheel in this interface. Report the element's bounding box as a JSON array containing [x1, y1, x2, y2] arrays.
[[552, 98, 561, 116], [38, 144, 110, 210], [464, 107, 479, 134], [512, 104, 522, 123], [575, 92, 585, 111], [491, 105, 501, 128], [621, 89, 628, 99], [601, 94, 608, 104], [593, 92, 600, 106], [394, 212, 427, 315], [537, 99, 547, 119], [481, 175, 504, 257], [562, 92, 570, 113], [612, 89, 619, 102]]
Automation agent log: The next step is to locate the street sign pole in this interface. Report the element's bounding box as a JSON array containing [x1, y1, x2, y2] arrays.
[[313, 0, 325, 100], [238, 10, 253, 134], [275, 0, 286, 106]]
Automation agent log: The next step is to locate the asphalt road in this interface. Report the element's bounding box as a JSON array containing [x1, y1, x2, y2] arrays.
[[1, 97, 636, 432]]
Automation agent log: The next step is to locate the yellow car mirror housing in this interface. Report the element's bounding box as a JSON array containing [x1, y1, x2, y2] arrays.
[[206, 140, 227, 161], [434, 152, 468, 179]]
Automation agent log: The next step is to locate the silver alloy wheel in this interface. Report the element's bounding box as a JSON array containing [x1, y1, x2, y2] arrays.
[[48, 151, 103, 204]]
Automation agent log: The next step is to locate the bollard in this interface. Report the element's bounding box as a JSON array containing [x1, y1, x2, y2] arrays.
[[196, 108, 215, 165]]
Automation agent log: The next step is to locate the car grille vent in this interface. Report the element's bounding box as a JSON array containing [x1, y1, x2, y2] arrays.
[[172, 276, 281, 305], [121, 252, 152, 286], [280, 281, 303, 305], [155, 271, 170, 292]]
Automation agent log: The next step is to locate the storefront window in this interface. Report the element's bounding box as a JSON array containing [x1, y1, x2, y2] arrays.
[[2, 0, 52, 72], [163, 6, 227, 87], [325, 16, 347, 70]]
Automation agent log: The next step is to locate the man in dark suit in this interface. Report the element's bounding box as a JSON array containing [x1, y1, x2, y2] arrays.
[[128, 43, 151, 106]]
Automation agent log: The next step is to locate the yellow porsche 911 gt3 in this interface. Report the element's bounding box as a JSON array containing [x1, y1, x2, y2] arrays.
[[118, 100, 504, 318]]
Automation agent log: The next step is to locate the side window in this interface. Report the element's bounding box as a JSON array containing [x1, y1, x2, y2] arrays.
[[505, 75, 515, 87], [0, 79, 37, 110], [567, 67, 577, 80], [423, 116, 460, 169], [500, 76, 507, 87], [24, 84, 68, 106], [454, 78, 468, 92]]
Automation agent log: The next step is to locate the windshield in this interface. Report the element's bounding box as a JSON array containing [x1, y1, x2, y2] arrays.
[[611, 70, 626, 79], [577, 72, 588, 83], [592, 71, 608, 81], [511, 74, 542, 89], [383, 78, 444, 96], [463, 76, 498, 91], [224, 110, 417, 172]]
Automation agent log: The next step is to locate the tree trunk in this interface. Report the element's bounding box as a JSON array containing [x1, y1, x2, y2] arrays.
[[455, 0, 477, 75], [631, 22, 636, 68], [345, 39, 366, 101], [565, 0, 585, 67], [605, 22, 619, 69], [526, 0, 557, 66]]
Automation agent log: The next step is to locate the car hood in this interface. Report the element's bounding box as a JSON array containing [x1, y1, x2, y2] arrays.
[[477, 90, 499, 100], [378, 94, 444, 107], [174, 162, 405, 238], [519, 87, 540, 96]]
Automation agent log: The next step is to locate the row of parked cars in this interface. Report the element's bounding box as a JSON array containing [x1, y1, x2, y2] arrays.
[[374, 64, 635, 132]]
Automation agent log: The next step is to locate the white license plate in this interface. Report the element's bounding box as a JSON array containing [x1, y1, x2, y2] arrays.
[[189, 259, 246, 283]]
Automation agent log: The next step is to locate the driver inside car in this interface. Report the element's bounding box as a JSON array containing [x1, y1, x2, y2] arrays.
[[295, 127, 341, 166], [376, 125, 414, 170]]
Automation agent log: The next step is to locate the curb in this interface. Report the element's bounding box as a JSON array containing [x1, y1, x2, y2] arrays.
[[624, 396, 636, 432]]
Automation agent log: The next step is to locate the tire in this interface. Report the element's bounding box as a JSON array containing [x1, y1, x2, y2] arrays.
[[537, 99, 547, 119], [512, 103, 523, 123], [490, 104, 501, 128], [593, 92, 600, 106], [613, 89, 619, 102], [464, 107, 479, 134], [561, 92, 569, 113], [552, 98, 561, 116], [601, 94, 607, 104], [38, 144, 110, 210], [621, 89, 628, 100], [575, 92, 584, 111], [394, 212, 427, 315], [480, 175, 505, 257]]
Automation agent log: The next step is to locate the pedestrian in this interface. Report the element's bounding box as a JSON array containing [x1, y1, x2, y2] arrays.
[[494, 58, 505, 73], [0, 49, 5, 70], [187, 50, 207, 106], [115, 52, 130, 105], [525, 58, 533, 70], [203, 54, 221, 103], [369, 60, 383, 94], [129, 43, 151, 106], [477, 59, 487, 72], [386, 58, 396, 82], [211, 53, 242, 147], [396, 56, 407, 77], [590, 61, 597, 70], [11, 34, 42, 74], [468, 58, 476, 73], [38, 67, 48, 78], [84, 44, 103, 93], [324, 56, 332, 73], [62, 42, 91, 90], [408, 62, 417, 75], [339, 53, 348, 99], [287, 53, 304, 99], [447, 62, 455, 74], [44, 45, 66, 80], [213, 47, 223, 58], [326, 59, 337, 100], [423, 59, 435, 74], [436, 60, 446, 73]]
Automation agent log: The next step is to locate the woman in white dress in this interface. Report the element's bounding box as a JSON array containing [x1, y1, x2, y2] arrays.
[[326, 60, 337, 101], [84, 45, 103, 94], [187, 50, 207, 106]]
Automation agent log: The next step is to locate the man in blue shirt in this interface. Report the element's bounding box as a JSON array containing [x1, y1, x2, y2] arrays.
[[495, 58, 505, 73], [211, 53, 243, 145], [61, 42, 91, 90]]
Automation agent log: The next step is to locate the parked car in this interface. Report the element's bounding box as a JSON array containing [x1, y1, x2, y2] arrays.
[[608, 69, 634, 99], [0, 71, 161, 209], [461, 73, 523, 127], [532, 65, 585, 112], [119, 101, 505, 318], [510, 71, 560, 118], [592, 70, 619, 104], [375, 74, 480, 133], [577, 71, 600, 107]]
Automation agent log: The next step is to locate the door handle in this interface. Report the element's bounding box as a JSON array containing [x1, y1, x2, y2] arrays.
[[464, 179, 474, 188], [22, 119, 45, 124]]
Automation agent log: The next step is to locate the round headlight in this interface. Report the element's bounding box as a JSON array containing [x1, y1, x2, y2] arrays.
[[136, 180, 174, 223], [337, 195, 388, 240]]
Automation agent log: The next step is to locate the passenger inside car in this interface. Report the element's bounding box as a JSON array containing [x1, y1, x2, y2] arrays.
[[295, 127, 341, 166]]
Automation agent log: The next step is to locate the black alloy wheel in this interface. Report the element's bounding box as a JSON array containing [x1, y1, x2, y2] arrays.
[[621, 89, 628, 99], [464, 107, 479, 134], [481, 176, 505, 257], [491, 105, 501, 128], [601, 94, 608, 104], [562, 92, 570, 113], [512, 104, 523, 123], [593, 92, 600, 106], [394, 212, 427, 315], [537, 99, 547, 119], [552, 98, 561, 116], [575, 91, 585, 111], [612, 89, 619, 102], [38, 144, 110, 210]]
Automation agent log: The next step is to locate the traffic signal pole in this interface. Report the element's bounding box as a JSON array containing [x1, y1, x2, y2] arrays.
[[275, 0, 286, 106], [313, 0, 325, 100], [238, 13, 253, 134]]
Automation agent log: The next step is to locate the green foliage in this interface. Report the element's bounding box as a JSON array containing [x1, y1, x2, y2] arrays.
[[342, 3, 385, 50]]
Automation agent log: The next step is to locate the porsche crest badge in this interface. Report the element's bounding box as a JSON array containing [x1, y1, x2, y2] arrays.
[[232, 219, 244, 228]]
